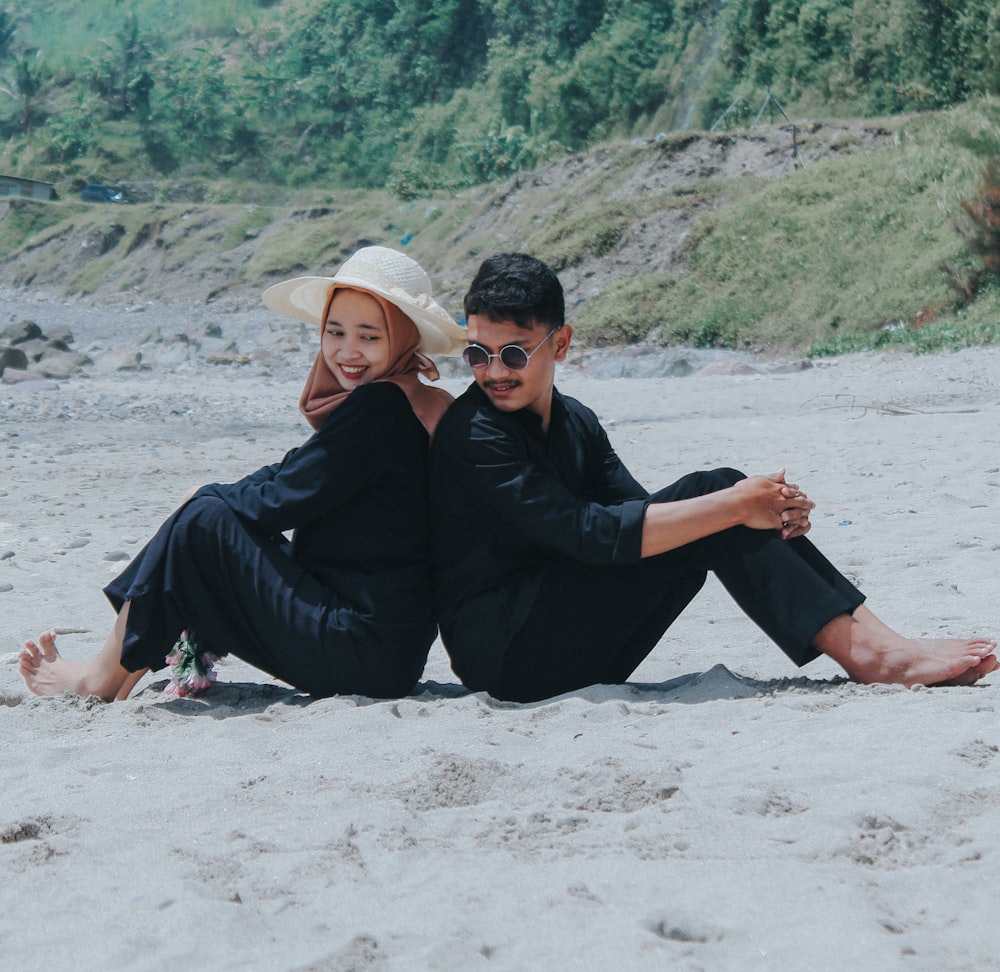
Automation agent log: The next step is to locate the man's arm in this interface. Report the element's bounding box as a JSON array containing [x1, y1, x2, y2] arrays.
[[641, 469, 815, 558]]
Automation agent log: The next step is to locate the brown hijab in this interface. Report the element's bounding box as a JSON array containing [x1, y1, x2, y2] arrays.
[[298, 285, 453, 437]]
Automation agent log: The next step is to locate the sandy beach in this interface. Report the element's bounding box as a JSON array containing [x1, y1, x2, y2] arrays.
[[2, 292, 999, 971]]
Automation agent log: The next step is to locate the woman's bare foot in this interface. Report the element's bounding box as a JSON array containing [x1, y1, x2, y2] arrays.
[[20, 623, 135, 702], [815, 611, 997, 687]]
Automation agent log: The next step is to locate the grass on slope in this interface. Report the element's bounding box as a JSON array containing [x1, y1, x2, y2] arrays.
[[571, 99, 1000, 355]]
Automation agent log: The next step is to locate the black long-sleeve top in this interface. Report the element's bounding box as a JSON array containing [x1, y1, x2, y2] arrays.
[[198, 380, 436, 632], [430, 382, 650, 689]]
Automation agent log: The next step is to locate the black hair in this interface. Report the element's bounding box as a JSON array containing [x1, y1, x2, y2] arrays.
[[463, 253, 565, 330]]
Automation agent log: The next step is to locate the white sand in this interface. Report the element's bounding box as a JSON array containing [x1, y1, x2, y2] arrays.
[[2, 297, 999, 970]]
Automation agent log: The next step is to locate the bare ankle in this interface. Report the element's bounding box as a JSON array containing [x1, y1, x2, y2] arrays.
[[815, 615, 996, 687]]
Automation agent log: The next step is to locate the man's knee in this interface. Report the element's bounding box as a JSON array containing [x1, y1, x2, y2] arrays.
[[701, 467, 746, 490], [653, 467, 746, 502]]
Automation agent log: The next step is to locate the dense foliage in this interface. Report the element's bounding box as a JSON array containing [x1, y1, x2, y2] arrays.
[[714, 0, 1000, 119], [0, 0, 998, 192]]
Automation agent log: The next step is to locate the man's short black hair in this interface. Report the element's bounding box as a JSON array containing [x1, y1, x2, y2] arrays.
[[464, 253, 565, 330]]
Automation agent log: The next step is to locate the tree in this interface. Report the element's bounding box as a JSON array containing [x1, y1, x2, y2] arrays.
[[1, 47, 45, 134], [0, 8, 17, 64], [941, 158, 1000, 304], [89, 11, 154, 117], [962, 160, 1000, 271]]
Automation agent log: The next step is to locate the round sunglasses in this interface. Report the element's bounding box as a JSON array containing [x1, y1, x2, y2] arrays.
[[462, 327, 558, 371]]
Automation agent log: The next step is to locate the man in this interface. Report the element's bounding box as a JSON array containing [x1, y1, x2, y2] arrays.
[[430, 253, 997, 702]]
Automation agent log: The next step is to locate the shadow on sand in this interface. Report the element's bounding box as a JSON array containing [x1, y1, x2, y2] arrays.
[[139, 663, 851, 718]]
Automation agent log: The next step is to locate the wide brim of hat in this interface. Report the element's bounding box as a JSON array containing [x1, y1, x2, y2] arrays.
[[261, 274, 466, 356]]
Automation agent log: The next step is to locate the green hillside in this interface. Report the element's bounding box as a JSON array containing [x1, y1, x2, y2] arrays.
[[2, 0, 999, 191], [4, 102, 1000, 356], [2, 1, 999, 356]]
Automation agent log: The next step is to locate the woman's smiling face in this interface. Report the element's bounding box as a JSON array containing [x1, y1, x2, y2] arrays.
[[321, 288, 392, 388]]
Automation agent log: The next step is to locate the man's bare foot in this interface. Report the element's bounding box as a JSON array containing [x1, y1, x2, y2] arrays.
[[20, 630, 128, 702], [929, 649, 999, 687], [868, 637, 997, 687], [815, 613, 997, 687]]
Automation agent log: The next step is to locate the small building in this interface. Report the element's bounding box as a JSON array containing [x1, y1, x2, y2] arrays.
[[0, 175, 56, 201]]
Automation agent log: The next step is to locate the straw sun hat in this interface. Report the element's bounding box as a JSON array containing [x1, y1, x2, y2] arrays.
[[262, 246, 466, 356]]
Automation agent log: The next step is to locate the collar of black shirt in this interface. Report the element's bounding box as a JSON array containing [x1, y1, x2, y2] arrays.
[[468, 382, 567, 439]]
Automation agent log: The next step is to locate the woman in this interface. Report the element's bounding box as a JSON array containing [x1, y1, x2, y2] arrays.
[[20, 246, 466, 701]]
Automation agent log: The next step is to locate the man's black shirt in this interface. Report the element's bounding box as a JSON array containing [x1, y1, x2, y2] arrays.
[[430, 382, 650, 690]]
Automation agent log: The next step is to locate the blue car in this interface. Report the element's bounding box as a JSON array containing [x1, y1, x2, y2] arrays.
[[81, 184, 125, 203]]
